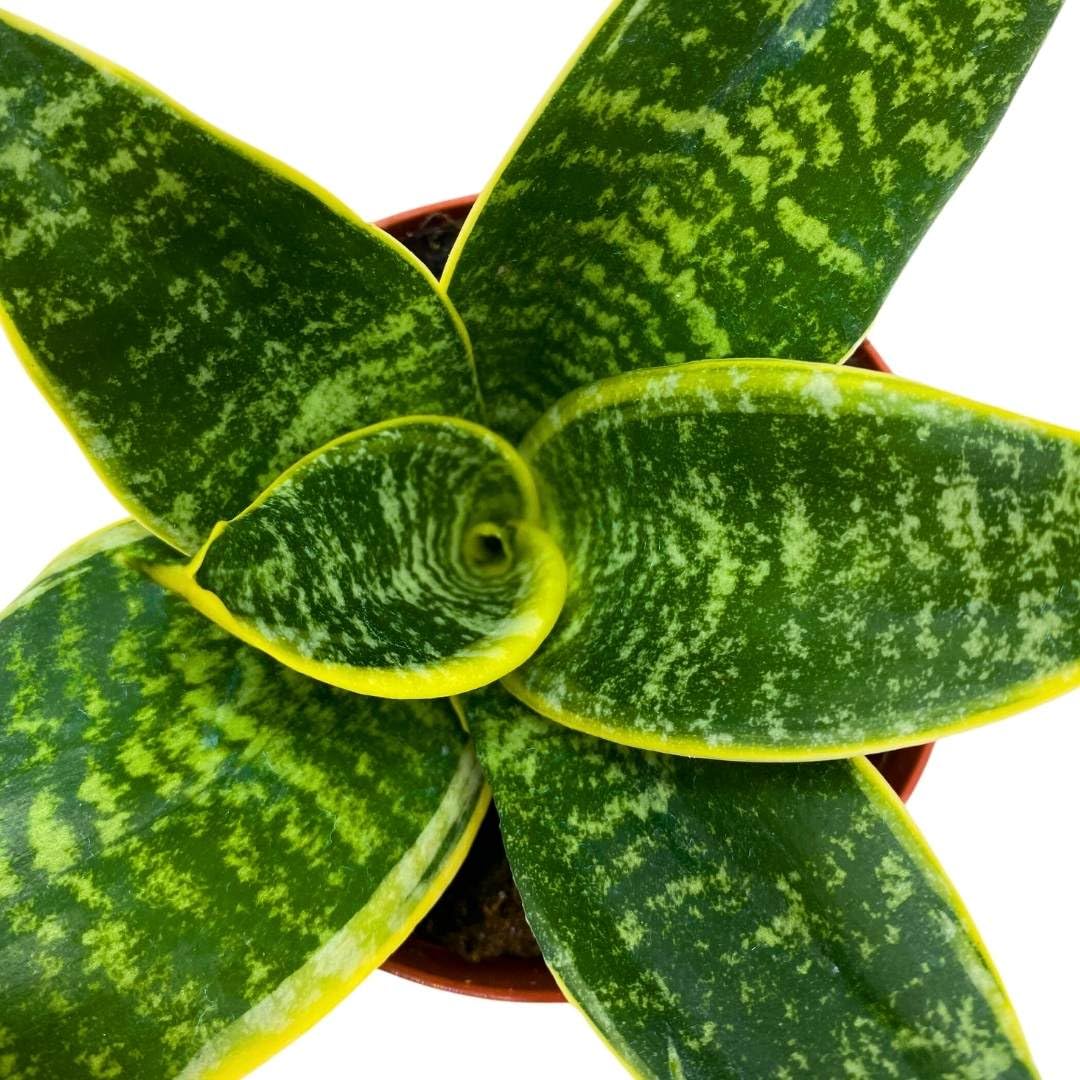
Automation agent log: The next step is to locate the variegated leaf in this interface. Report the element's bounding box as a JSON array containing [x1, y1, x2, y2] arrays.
[[445, 0, 1063, 439], [508, 360, 1080, 758], [148, 416, 566, 699], [0, 522, 487, 1078], [468, 685, 1036, 1079], [0, 13, 478, 554]]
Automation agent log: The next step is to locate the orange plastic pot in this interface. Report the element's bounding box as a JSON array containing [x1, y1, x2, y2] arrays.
[[375, 196, 935, 1003]]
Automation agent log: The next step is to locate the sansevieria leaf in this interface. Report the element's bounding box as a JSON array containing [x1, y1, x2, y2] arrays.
[[148, 416, 567, 699], [468, 686, 1036, 1079], [0, 522, 487, 1078], [508, 360, 1080, 759], [0, 12, 479, 554], [445, 0, 1063, 439]]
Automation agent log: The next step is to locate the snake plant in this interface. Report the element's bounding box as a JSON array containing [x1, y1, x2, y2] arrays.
[[0, 1, 1069, 1076]]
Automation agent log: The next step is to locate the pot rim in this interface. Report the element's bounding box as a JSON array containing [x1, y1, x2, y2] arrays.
[[375, 195, 935, 1003]]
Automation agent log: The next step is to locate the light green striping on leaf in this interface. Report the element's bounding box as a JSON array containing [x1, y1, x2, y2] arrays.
[[0, 12, 479, 554], [0, 523, 487, 1079], [445, 0, 1063, 440], [147, 416, 567, 699], [508, 360, 1080, 759], [468, 686, 1036, 1080], [27, 790, 78, 874]]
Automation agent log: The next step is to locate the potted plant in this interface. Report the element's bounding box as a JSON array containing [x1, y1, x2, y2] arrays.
[[0, 2, 1073, 1078]]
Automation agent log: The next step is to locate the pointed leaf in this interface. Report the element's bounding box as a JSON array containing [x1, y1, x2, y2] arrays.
[[0, 523, 488, 1078], [468, 686, 1036, 1080], [0, 13, 479, 553], [445, 0, 1063, 439], [148, 416, 567, 699], [508, 360, 1080, 758]]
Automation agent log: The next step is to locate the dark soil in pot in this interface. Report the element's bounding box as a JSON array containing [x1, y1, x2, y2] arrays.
[[416, 804, 540, 962], [377, 197, 934, 1002]]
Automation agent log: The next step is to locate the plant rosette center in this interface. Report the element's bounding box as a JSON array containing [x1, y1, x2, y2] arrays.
[[144, 415, 568, 699]]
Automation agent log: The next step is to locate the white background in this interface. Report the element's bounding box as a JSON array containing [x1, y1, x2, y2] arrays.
[[0, 2, 1077, 1077]]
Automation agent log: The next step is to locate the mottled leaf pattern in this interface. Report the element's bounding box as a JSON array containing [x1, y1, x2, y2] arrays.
[[469, 686, 1036, 1080], [509, 361, 1080, 758], [0, 523, 487, 1078], [446, 0, 1063, 439], [0, 5, 1069, 1077], [148, 416, 566, 698], [0, 13, 479, 553]]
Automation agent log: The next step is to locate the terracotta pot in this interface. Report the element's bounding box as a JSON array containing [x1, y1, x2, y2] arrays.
[[375, 196, 935, 1003]]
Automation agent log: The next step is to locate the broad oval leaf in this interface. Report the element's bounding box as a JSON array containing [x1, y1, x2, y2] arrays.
[[0, 13, 479, 554], [0, 522, 488, 1078], [508, 360, 1080, 758], [445, 0, 1063, 440], [468, 686, 1036, 1080], [148, 416, 567, 699]]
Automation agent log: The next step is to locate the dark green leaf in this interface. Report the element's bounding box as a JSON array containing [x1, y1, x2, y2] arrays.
[[469, 685, 1036, 1080], [0, 522, 487, 1077], [0, 13, 478, 553], [509, 361, 1080, 758], [446, 0, 1063, 439]]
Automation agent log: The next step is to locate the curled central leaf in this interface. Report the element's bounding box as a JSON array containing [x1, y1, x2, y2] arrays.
[[146, 416, 567, 698]]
